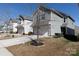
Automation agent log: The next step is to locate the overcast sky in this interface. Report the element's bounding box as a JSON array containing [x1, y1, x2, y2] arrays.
[[0, 3, 79, 26]]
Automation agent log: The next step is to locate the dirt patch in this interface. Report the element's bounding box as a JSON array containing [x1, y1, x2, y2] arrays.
[[7, 37, 79, 56]]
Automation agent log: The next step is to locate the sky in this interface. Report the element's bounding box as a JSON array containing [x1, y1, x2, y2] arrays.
[[0, 3, 79, 26]]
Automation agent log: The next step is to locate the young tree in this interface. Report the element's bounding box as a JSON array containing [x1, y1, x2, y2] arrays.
[[33, 3, 48, 45]]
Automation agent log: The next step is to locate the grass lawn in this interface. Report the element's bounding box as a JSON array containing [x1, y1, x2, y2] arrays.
[[71, 50, 79, 56], [7, 37, 79, 56]]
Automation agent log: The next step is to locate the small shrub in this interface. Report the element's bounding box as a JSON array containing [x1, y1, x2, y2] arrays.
[[10, 31, 13, 33], [23, 33, 26, 35], [12, 35, 14, 38], [28, 32, 33, 35], [54, 33, 63, 38]]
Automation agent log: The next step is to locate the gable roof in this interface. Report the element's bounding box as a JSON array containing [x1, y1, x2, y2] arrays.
[[56, 11, 75, 22], [19, 15, 32, 21], [37, 6, 75, 22]]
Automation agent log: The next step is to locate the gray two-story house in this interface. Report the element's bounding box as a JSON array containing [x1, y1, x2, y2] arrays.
[[32, 6, 75, 37]]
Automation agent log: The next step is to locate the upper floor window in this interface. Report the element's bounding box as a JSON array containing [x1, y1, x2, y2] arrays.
[[39, 14, 45, 20], [42, 14, 45, 19]]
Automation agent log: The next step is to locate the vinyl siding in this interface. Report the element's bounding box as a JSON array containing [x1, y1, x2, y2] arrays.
[[33, 9, 51, 36], [66, 17, 75, 29], [50, 12, 64, 35], [23, 20, 33, 34]]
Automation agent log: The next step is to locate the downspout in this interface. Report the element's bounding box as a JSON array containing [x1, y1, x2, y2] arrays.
[[49, 12, 52, 36], [64, 16, 67, 35]]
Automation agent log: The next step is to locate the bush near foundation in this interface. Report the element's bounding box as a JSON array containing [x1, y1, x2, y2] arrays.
[[54, 33, 63, 38], [23, 33, 26, 35], [10, 30, 13, 33], [28, 32, 33, 35]]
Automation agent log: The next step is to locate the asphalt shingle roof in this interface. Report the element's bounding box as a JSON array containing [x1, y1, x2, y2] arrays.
[[39, 6, 75, 22]]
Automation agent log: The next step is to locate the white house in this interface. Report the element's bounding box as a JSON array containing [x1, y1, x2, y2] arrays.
[[12, 22, 18, 33], [3, 19, 18, 33], [32, 6, 75, 36], [17, 15, 33, 34], [9, 19, 18, 33]]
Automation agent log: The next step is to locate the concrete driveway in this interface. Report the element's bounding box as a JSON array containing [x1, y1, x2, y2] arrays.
[[0, 35, 46, 56], [0, 35, 37, 56], [0, 35, 37, 47]]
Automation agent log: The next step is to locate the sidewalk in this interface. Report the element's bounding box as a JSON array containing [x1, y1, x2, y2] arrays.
[[0, 35, 37, 47], [0, 47, 13, 56]]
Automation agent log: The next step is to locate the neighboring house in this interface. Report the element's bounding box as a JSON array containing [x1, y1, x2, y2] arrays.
[[3, 19, 18, 33], [0, 25, 4, 33], [17, 15, 33, 34], [2, 24, 8, 33], [32, 6, 75, 36], [3, 20, 12, 33], [11, 21, 18, 33]]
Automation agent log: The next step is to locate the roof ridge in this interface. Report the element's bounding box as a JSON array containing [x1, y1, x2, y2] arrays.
[[39, 6, 75, 22]]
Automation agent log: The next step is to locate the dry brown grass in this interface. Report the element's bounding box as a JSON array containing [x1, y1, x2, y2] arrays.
[[7, 37, 79, 56]]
